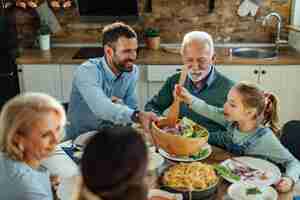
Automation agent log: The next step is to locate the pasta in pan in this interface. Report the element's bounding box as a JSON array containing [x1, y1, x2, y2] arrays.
[[162, 162, 218, 191]]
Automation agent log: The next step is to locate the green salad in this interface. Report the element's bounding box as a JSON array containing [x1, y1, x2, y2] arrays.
[[162, 117, 208, 138], [214, 164, 241, 181], [246, 187, 262, 195], [190, 148, 209, 159], [180, 117, 208, 138]]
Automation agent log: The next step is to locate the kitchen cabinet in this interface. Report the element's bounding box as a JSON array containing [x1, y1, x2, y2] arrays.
[[137, 65, 148, 109], [60, 64, 79, 103], [291, 0, 300, 26], [217, 65, 300, 125], [259, 65, 300, 125], [215, 65, 258, 83], [18, 64, 62, 101], [18, 64, 149, 109], [146, 65, 181, 101]]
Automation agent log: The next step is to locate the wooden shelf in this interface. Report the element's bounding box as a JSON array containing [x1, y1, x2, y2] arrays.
[[286, 25, 300, 32]]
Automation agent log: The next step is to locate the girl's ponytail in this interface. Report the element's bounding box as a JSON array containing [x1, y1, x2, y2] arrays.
[[235, 82, 281, 135], [263, 92, 280, 136]]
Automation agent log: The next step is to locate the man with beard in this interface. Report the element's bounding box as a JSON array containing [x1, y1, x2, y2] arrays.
[[66, 22, 158, 140], [145, 31, 235, 133]]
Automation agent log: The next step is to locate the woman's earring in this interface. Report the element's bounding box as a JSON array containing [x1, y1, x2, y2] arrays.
[[18, 144, 24, 152]]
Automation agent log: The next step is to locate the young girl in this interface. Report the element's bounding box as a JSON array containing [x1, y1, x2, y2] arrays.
[[175, 81, 300, 192]]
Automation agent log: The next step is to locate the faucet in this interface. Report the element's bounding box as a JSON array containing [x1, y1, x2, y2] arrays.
[[262, 12, 285, 52]]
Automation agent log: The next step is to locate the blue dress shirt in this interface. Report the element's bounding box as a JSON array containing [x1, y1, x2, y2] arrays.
[[0, 153, 53, 200], [66, 57, 139, 140]]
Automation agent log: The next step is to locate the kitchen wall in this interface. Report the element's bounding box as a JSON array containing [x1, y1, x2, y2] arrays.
[[143, 0, 292, 43], [14, 0, 292, 47], [289, 0, 300, 51]]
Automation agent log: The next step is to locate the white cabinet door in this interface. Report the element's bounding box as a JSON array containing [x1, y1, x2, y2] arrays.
[[260, 65, 300, 125], [20, 64, 62, 101], [146, 65, 260, 102], [137, 65, 148, 109], [216, 65, 259, 83], [147, 65, 181, 82], [146, 65, 181, 100], [60, 64, 79, 103], [17, 65, 25, 93]]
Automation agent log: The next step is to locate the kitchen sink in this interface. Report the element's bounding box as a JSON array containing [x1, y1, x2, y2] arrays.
[[232, 47, 277, 59]]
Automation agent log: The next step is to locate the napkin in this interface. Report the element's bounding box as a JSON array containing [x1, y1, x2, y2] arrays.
[[238, 0, 259, 17]]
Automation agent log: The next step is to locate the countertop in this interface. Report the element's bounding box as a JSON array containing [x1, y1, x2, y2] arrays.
[[16, 46, 300, 65]]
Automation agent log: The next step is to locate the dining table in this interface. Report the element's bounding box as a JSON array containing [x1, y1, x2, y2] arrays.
[[56, 129, 300, 200], [145, 145, 299, 200]]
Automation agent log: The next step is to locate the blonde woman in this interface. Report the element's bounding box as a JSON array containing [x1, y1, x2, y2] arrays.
[[0, 92, 66, 200]]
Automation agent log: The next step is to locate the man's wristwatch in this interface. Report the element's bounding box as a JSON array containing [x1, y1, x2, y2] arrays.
[[131, 110, 140, 123]]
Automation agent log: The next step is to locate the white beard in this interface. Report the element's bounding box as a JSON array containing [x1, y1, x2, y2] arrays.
[[187, 65, 212, 82]]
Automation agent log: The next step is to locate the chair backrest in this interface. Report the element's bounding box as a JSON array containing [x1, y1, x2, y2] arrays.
[[62, 102, 69, 112], [280, 120, 300, 160]]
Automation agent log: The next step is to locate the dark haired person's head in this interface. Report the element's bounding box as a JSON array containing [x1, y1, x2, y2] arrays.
[[80, 126, 148, 200], [102, 22, 138, 74]]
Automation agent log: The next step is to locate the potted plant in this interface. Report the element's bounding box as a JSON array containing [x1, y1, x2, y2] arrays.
[[144, 27, 160, 50], [38, 21, 51, 50]]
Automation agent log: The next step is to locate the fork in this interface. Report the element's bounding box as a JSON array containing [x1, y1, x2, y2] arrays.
[[231, 158, 259, 172]]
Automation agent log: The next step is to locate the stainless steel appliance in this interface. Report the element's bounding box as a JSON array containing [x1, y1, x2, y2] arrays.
[[0, 14, 20, 109]]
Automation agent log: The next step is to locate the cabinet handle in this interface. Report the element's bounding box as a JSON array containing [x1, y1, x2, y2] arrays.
[[261, 70, 266, 74], [176, 68, 182, 72], [18, 69, 23, 73], [254, 70, 259, 74]]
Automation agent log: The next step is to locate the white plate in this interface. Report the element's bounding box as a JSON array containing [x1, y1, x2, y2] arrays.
[[148, 147, 164, 171], [148, 189, 183, 200], [158, 143, 212, 162], [228, 182, 278, 200], [73, 131, 98, 147], [57, 176, 79, 200], [220, 157, 281, 187]]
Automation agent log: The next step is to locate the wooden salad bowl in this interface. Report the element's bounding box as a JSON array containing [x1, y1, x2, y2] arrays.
[[151, 118, 209, 156]]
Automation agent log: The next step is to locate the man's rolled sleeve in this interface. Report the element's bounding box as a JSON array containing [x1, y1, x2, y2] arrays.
[[74, 65, 134, 124]]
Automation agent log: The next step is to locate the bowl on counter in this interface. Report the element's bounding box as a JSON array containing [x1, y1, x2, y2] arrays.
[[151, 118, 209, 156]]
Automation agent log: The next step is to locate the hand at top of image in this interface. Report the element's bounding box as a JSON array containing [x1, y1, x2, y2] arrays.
[[174, 84, 193, 105]]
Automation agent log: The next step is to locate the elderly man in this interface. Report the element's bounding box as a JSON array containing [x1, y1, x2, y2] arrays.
[[145, 31, 235, 133], [66, 22, 158, 140]]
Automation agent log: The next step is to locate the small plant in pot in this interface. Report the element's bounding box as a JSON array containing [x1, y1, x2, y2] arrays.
[[144, 27, 160, 50], [38, 21, 51, 50]]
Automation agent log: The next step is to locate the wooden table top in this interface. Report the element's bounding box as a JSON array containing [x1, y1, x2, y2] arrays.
[[146, 146, 295, 200]]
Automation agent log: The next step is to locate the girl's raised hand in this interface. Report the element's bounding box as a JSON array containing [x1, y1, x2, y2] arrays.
[[274, 177, 294, 193], [174, 84, 193, 105]]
